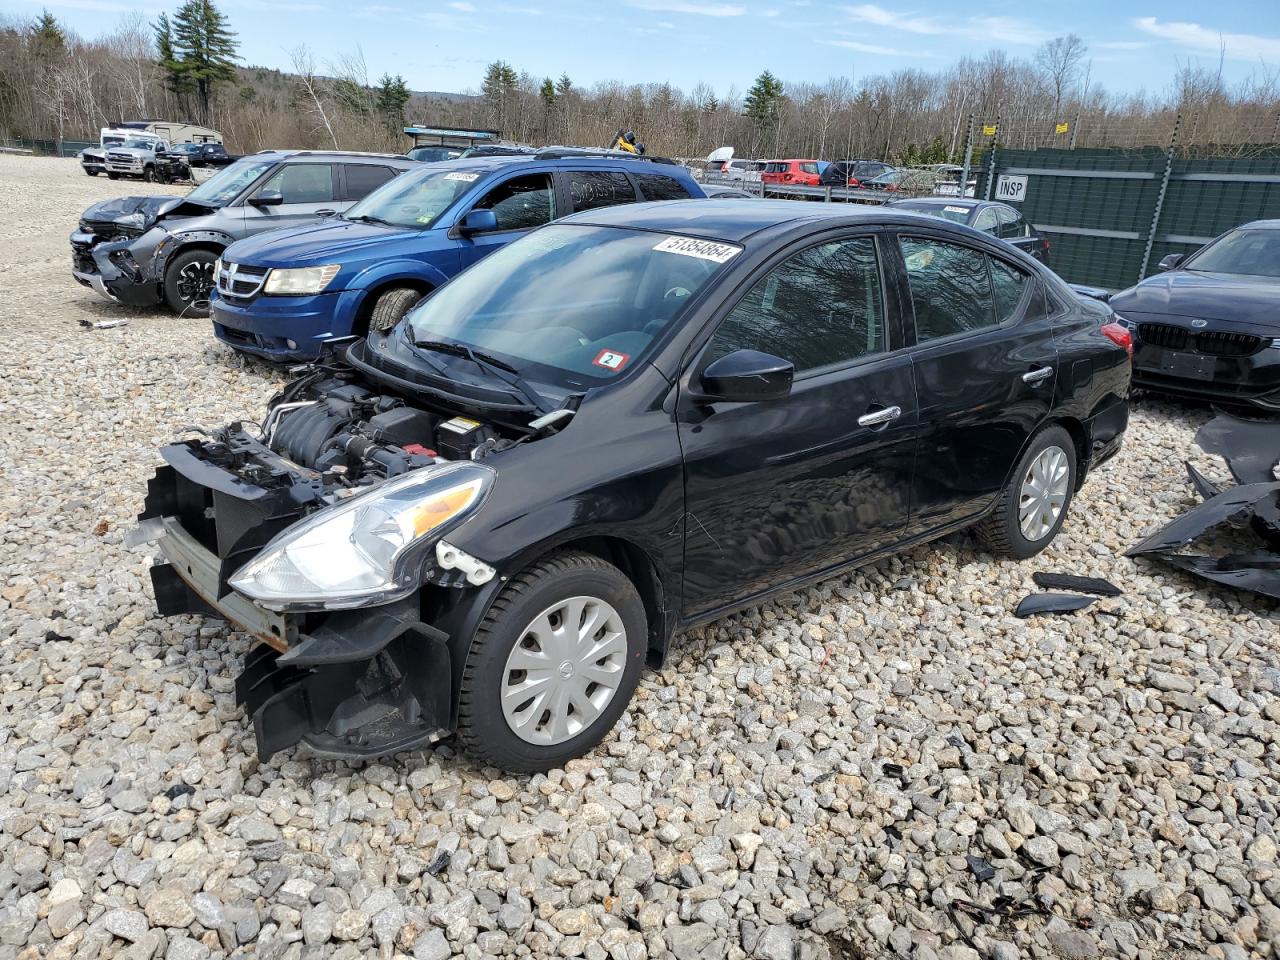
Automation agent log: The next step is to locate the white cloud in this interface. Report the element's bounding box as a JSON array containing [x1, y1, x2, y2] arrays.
[[843, 3, 1046, 46], [449, 0, 475, 9], [1133, 17, 1280, 61], [823, 38, 918, 56], [624, 0, 745, 16]]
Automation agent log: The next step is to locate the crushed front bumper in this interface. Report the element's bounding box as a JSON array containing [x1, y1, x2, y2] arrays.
[[141, 444, 454, 760], [70, 229, 162, 307]]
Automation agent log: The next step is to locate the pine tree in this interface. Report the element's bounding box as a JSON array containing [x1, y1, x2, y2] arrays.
[[539, 77, 556, 141], [743, 70, 784, 140], [30, 10, 65, 60], [554, 74, 572, 99], [169, 0, 239, 122], [481, 60, 517, 132], [153, 14, 191, 111], [376, 73, 410, 127]]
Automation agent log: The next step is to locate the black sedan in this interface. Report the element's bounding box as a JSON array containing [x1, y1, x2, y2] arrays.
[[890, 197, 1050, 263], [138, 201, 1131, 771], [1110, 221, 1280, 411]]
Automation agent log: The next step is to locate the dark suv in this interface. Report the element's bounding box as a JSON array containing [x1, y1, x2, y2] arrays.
[[138, 200, 1131, 771], [71, 151, 416, 316]]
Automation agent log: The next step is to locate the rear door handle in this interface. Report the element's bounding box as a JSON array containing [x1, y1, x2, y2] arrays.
[[1022, 366, 1053, 384], [857, 405, 902, 427]]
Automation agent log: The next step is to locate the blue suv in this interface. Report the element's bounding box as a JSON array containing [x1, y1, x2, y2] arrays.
[[210, 151, 707, 360]]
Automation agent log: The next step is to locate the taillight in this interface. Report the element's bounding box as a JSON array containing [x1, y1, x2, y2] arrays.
[[1101, 321, 1133, 358], [848, 178, 860, 187]]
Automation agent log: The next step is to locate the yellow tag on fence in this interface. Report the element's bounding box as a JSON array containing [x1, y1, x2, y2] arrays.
[[982, 124, 997, 137], [1055, 121, 1070, 135]]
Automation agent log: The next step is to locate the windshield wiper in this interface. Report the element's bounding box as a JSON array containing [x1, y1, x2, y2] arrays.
[[412, 339, 553, 414], [345, 214, 397, 227]]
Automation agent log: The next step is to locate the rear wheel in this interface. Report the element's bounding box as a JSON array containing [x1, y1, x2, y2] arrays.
[[975, 425, 1077, 559], [367, 286, 426, 334], [456, 552, 647, 773], [163, 249, 218, 317]]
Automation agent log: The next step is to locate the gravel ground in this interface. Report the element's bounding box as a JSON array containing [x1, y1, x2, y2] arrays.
[[0, 154, 1278, 960]]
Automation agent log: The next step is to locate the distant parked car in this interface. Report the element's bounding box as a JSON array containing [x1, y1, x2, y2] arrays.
[[889, 197, 1049, 263], [709, 158, 765, 182], [171, 142, 239, 169], [407, 145, 463, 162], [761, 160, 821, 187], [71, 151, 415, 316], [1109, 221, 1280, 410], [210, 153, 708, 361], [820, 159, 894, 188], [703, 185, 756, 199]]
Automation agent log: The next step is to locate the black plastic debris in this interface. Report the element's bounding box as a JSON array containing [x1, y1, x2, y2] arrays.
[[881, 762, 908, 788], [425, 851, 451, 876], [1128, 411, 1280, 603], [965, 854, 996, 884], [44, 631, 73, 643], [1032, 572, 1122, 596], [164, 783, 195, 801], [1014, 593, 1097, 617]]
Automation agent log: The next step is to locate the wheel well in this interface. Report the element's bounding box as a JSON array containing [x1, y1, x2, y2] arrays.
[[1050, 416, 1090, 488], [352, 279, 434, 337], [167, 241, 224, 272], [528, 536, 671, 668]]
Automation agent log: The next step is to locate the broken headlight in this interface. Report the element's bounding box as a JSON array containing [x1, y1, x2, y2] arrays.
[[229, 462, 494, 611], [264, 264, 341, 296]]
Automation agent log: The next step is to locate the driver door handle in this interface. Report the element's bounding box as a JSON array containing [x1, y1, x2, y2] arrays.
[[1022, 366, 1053, 385], [857, 405, 902, 427]]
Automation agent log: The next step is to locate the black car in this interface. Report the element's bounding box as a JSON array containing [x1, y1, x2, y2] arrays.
[[137, 200, 1131, 771], [820, 159, 894, 188], [1110, 221, 1280, 411], [889, 197, 1050, 263]]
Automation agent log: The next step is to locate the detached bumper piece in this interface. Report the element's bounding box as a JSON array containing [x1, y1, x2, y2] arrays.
[[236, 610, 453, 761], [1126, 411, 1280, 603]]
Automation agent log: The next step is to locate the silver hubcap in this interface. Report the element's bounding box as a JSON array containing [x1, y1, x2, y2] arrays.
[[500, 596, 627, 746], [1019, 444, 1070, 541]]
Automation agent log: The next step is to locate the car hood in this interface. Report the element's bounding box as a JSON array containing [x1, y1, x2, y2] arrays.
[[1110, 270, 1280, 328], [80, 195, 214, 231], [223, 220, 423, 267]]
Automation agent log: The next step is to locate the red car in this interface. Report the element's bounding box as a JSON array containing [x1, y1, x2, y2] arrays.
[[761, 159, 821, 186]]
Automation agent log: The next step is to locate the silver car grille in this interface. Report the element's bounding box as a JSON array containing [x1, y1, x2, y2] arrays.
[[216, 261, 270, 299]]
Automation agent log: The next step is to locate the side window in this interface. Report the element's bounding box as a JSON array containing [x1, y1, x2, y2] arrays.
[[989, 257, 1031, 322], [972, 208, 999, 234], [473, 173, 555, 230], [568, 171, 636, 213], [635, 173, 691, 201], [344, 164, 397, 200], [707, 236, 886, 373], [260, 164, 335, 204], [801, 162, 819, 175], [997, 208, 1028, 239], [900, 237, 996, 341]]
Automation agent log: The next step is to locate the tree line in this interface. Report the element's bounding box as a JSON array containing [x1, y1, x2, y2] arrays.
[[2, 5, 1277, 161]]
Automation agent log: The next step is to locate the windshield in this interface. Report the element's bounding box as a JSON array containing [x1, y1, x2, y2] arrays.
[[896, 202, 970, 224], [344, 167, 481, 229], [408, 145, 460, 162], [186, 157, 277, 206], [403, 224, 739, 386], [123, 138, 158, 150], [1185, 229, 1280, 279]]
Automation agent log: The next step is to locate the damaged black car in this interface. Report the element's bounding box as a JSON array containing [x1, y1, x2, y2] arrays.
[[71, 151, 415, 316], [137, 201, 1131, 771]]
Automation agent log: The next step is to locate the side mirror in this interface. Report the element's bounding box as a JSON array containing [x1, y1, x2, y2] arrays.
[[698, 349, 793, 403], [251, 189, 284, 207], [1157, 253, 1185, 271], [458, 208, 498, 235]]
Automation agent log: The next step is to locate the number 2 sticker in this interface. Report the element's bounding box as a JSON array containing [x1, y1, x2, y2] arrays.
[[593, 349, 630, 371]]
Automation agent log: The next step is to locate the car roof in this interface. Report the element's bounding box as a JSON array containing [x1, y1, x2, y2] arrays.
[[563, 198, 982, 244], [406, 154, 697, 177], [255, 150, 416, 167], [1238, 220, 1280, 230], [891, 197, 987, 209]]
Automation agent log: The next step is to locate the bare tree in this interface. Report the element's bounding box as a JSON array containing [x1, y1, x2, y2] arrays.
[[289, 44, 338, 149], [1036, 34, 1088, 118]]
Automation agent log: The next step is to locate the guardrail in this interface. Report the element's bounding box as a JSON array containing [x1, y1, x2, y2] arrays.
[[700, 175, 902, 205]]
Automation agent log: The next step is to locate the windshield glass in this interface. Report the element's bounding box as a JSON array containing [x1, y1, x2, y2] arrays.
[[403, 224, 739, 386], [1185, 229, 1280, 279], [186, 157, 277, 206], [344, 167, 481, 229], [896, 202, 970, 224], [123, 138, 158, 149], [408, 146, 460, 162]]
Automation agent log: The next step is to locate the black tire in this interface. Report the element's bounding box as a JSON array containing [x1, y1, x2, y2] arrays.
[[163, 249, 218, 317], [367, 286, 426, 334], [456, 552, 647, 773], [106, 172, 119, 180], [85, 169, 98, 177], [974, 425, 1077, 559]]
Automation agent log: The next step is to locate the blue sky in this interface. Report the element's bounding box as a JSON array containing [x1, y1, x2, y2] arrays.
[[15, 0, 1280, 97]]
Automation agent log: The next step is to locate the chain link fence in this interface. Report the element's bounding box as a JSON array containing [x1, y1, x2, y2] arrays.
[[0, 137, 96, 156]]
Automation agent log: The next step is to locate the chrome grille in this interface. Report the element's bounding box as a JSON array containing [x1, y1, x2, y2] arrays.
[[107, 152, 136, 164], [216, 261, 269, 299]]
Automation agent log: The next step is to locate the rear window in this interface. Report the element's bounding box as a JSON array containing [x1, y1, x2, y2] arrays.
[[765, 162, 787, 173], [635, 173, 692, 201], [800, 162, 818, 174]]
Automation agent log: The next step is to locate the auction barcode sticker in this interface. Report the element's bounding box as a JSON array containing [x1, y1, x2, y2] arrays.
[[652, 236, 741, 263]]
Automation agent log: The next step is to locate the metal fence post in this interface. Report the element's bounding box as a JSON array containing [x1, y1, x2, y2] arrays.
[[1137, 112, 1182, 282], [959, 114, 974, 198], [984, 115, 1000, 201]]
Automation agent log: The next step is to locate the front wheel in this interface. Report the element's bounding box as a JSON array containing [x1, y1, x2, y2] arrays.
[[367, 286, 427, 334], [106, 172, 119, 180], [456, 552, 647, 773], [142, 166, 155, 183], [975, 425, 1077, 559], [85, 169, 99, 177], [163, 249, 218, 317]]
